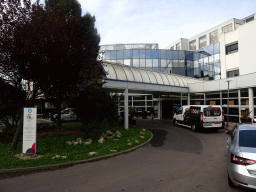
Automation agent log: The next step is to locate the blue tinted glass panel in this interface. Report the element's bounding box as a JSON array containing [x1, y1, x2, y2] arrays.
[[140, 59, 146, 67], [146, 59, 153, 67], [208, 44, 214, 55], [133, 59, 140, 67], [214, 43, 220, 54], [146, 50, 152, 59], [133, 50, 140, 59], [186, 52, 194, 61], [214, 53, 220, 61], [111, 51, 117, 60], [173, 51, 179, 59], [140, 50, 146, 59], [152, 50, 159, 59], [178, 51, 185, 60], [153, 67, 159, 71], [194, 52, 200, 60], [117, 50, 124, 60], [105, 51, 110, 60], [153, 59, 158, 67], [124, 50, 131, 59], [167, 51, 173, 59], [161, 59, 167, 67], [160, 50, 166, 59]]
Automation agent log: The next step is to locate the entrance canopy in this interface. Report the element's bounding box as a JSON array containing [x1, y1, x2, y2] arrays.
[[102, 61, 204, 93]]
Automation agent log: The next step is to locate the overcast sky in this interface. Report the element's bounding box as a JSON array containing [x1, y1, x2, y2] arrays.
[[79, 0, 256, 49], [34, 0, 256, 49]]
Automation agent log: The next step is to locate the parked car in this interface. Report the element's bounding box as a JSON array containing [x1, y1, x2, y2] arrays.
[[173, 105, 224, 132], [226, 124, 256, 190], [52, 108, 78, 122]]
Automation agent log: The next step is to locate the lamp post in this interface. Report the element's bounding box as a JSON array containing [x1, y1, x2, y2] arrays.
[[226, 80, 232, 129]]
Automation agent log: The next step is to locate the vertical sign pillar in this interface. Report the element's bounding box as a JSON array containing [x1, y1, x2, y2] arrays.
[[124, 89, 129, 129], [23, 108, 37, 154]]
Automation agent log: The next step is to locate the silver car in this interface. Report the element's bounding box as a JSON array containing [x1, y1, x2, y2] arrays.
[[226, 124, 256, 190]]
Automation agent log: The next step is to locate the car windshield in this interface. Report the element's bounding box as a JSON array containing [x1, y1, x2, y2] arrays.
[[203, 107, 221, 117], [239, 130, 256, 148]]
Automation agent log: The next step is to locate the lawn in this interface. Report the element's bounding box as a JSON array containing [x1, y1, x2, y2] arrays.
[[0, 123, 152, 170]]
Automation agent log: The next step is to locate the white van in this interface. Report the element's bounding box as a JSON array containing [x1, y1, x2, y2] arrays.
[[173, 105, 224, 132]]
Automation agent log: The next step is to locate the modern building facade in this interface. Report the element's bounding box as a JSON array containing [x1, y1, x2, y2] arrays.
[[101, 13, 256, 124]]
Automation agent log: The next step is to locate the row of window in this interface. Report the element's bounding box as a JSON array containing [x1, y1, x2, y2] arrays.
[[187, 24, 233, 51]]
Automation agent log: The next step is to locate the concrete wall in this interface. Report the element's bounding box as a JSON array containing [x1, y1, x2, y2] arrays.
[[188, 72, 256, 93], [238, 19, 256, 76]]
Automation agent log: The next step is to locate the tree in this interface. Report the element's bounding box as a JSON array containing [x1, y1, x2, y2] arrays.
[[0, 0, 104, 151]]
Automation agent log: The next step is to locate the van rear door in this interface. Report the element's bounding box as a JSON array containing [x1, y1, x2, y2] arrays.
[[203, 106, 222, 127]]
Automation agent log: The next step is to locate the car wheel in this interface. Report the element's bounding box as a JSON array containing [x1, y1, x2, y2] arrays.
[[173, 119, 177, 126], [228, 172, 235, 188], [191, 123, 197, 132]]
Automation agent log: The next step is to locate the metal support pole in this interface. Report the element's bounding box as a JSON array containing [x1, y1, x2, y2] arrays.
[[226, 80, 232, 128], [249, 88, 254, 121], [124, 89, 128, 129]]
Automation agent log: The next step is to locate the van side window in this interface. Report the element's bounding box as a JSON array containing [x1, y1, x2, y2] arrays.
[[177, 107, 182, 114]]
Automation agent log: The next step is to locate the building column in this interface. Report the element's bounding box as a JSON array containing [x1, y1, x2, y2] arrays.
[[124, 89, 129, 129], [238, 89, 241, 123], [158, 101, 161, 119], [187, 93, 190, 105], [220, 91, 222, 106], [249, 88, 254, 120]]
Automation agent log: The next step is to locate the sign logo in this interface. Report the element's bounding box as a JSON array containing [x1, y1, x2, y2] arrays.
[[28, 109, 32, 113], [26, 113, 34, 123]]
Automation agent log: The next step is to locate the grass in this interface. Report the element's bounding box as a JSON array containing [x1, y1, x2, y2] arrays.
[[0, 120, 3, 125], [0, 123, 151, 170]]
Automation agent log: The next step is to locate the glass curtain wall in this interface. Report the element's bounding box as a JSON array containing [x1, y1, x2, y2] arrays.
[[102, 43, 220, 80]]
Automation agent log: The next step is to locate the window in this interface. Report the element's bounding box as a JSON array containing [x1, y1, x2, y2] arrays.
[[176, 43, 180, 50], [226, 42, 238, 55], [222, 24, 232, 33], [189, 40, 196, 51], [199, 35, 207, 49], [170, 46, 174, 50], [245, 16, 254, 23], [227, 69, 239, 78], [209, 30, 218, 45]]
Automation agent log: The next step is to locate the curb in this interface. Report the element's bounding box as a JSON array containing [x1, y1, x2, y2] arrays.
[[0, 130, 153, 175]]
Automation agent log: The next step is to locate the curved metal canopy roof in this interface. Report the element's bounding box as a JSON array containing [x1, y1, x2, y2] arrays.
[[102, 61, 204, 88]]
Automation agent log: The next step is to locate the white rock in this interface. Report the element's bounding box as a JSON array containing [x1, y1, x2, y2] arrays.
[[52, 156, 55, 159], [106, 130, 113, 135], [74, 142, 78, 145], [98, 137, 104, 143], [142, 129, 146, 131], [135, 140, 139, 143], [117, 135, 121, 138], [76, 138, 82, 141], [79, 140, 82, 145], [61, 156, 67, 159], [66, 141, 72, 145], [114, 139, 119, 141], [140, 136, 144, 139], [56, 155, 60, 158], [127, 140, 130, 141], [84, 141, 91, 145], [89, 152, 98, 156], [115, 131, 122, 136], [127, 143, 132, 146], [140, 132, 145, 135], [110, 150, 117, 152]]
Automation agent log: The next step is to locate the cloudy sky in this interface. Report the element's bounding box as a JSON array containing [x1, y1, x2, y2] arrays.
[[78, 0, 256, 49], [34, 0, 256, 49]]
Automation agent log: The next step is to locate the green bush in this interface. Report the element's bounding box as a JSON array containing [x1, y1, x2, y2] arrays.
[[71, 87, 120, 127]]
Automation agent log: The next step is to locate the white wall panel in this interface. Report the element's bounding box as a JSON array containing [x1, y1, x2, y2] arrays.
[[204, 80, 220, 92], [188, 82, 204, 93]]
